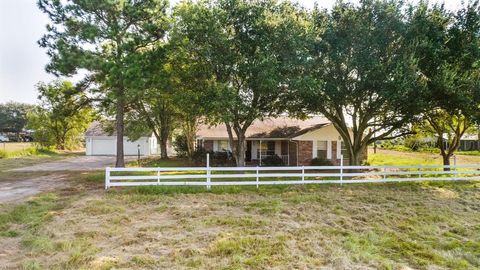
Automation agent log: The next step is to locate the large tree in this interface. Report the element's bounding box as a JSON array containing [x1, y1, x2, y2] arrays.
[[38, 0, 169, 167], [298, 0, 422, 165], [28, 80, 94, 150], [172, 0, 308, 166], [408, 1, 480, 168], [0, 102, 34, 139]]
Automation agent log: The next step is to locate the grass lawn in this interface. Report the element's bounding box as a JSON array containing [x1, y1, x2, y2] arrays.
[[1, 151, 479, 269], [368, 148, 480, 166]]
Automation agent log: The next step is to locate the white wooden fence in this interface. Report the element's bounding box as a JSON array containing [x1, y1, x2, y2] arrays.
[[105, 155, 480, 190]]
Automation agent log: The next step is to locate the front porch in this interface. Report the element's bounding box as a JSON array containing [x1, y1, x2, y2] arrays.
[[246, 139, 295, 166]]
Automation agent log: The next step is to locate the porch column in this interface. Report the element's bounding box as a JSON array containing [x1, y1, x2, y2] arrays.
[[327, 141, 332, 159], [259, 140, 262, 166]]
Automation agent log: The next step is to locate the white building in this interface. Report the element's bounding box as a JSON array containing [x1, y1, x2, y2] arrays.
[[85, 122, 159, 156]]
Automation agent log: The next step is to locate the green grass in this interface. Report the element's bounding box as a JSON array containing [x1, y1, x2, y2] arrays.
[[0, 147, 57, 159], [368, 152, 439, 166], [456, 150, 480, 156], [0, 193, 64, 235]]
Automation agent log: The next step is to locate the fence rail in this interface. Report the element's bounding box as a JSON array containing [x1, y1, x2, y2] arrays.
[[105, 159, 480, 190]]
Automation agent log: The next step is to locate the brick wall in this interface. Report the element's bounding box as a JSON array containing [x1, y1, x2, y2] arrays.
[[288, 141, 297, 166], [203, 140, 213, 151], [297, 141, 313, 166]]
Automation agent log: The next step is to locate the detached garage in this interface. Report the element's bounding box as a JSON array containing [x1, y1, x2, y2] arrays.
[[85, 122, 159, 156]]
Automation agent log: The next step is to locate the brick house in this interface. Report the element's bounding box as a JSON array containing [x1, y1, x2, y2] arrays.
[[196, 116, 359, 166]]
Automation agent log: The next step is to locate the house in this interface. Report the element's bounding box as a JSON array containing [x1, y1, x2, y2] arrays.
[[196, 116, 357, 166], [85, 121, 159, 156], [458, 133, 480, 151]]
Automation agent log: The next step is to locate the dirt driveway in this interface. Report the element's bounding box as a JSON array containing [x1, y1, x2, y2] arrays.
[[1, 156, 139, 204], [9, 156, 139, 172]]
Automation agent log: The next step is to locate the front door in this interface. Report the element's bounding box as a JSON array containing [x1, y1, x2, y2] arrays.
[[246, 141, 252, 162]]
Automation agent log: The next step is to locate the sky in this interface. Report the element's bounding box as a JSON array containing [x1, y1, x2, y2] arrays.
[[0, 0, 464, 105]]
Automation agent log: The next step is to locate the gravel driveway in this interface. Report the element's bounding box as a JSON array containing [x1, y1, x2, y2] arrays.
[[1, 156, 140, 203], [9, 156, 139, 172]]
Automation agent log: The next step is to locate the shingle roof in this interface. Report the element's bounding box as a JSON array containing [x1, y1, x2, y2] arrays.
[[85, 121, 151, 137], [196, 116, 331, 139], [85, 121, 113, 136]]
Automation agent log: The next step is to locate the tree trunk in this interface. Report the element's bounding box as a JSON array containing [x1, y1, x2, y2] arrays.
[[234, 138, 246, 167], [160, 136, 168, 159], [116, 97, 125, 167], [225, 123, 246, 167], [441, 153, 451, 171], [183, 118, 197, 159]]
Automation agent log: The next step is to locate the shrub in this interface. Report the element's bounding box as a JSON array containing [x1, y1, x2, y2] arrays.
[[310, 157, 333, 166], [261, 155, 284, 166], [172, 134, 188, 158]]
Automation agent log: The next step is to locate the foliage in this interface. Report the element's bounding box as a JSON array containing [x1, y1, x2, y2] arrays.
[[171, 0, 309, 166], [172, 133, 189, 158], [38, 0, 169, 166], [261, 155, 284, 166], [407, 1, 480, 167], [0, 102, 35, 135], [298, 0, 422, 165], [310, 157, 333, 166], [27, 80, 94, 150]]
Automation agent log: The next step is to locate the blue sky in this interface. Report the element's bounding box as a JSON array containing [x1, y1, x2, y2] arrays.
[[0, 0, 463, 104]]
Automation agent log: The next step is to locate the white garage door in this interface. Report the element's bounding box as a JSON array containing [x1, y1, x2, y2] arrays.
[[91, 139, 116, 155], [124, 140, 147, 155]]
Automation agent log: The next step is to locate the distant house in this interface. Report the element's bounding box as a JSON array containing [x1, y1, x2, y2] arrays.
[[85, 121, 159, 156], [459, 134, 480, 151], [196, 116, 356, 166]]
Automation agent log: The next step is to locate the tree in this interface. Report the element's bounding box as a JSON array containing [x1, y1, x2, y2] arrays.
[[408, 1, 480, 168], [27, 80, 94, 150], [38, 0, 169, 167], [166, 25, 218, 159], [128, 90, 177, 159], [0, 102, 34, 139], [172, 0, 308, 166], [298, 0, 422, 165]]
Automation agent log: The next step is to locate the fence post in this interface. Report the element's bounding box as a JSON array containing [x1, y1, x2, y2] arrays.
[[340, 155, 344, 185], [453, 155, 457, 180], [302, 166, 305, 184], [157, 167, 160, 185], [256, 166, 259, 189], [206, 153, 211, 190], [383, 167, 387, 180], [105, 167, 110, 190]]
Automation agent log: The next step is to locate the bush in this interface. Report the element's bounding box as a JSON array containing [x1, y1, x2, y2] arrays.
[[173, 134, 189, 158], [261, 155, 284, 166], [310, 157, 333, 166]]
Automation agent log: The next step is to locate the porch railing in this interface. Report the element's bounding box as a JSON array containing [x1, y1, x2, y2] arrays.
[[260, 154, 289, 165]]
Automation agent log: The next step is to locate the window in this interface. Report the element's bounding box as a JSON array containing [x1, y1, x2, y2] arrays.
[[316, 141, 327, 159], [340, 141, 349, 160], [218, 140, 230, 151], [258, 141, 275, 157]]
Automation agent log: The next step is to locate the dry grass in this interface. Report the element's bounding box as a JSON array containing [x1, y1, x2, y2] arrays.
[[1, 150, 479, 269], [1, 180, 479, 270], [0, 142, 36, 152]]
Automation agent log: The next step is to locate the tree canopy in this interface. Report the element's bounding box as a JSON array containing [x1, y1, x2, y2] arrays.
[[407, 1, 480, 167], [297, 0, 422, 165], [38, 0, 169, 166], [28, 80, 94, 150], [172, 0, 309, 166], [0, 102, 34, 136]]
